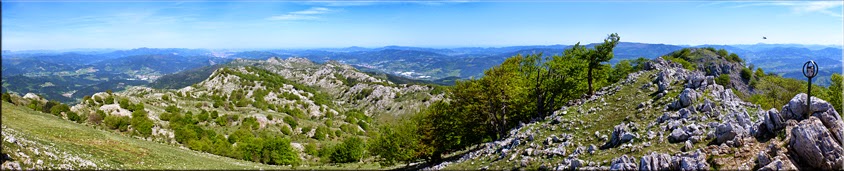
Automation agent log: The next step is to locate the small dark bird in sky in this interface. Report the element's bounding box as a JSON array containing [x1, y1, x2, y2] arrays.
[[763, 36, 767, 39]]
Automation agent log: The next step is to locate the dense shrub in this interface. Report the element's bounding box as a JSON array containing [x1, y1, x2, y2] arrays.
[[215, 114, 228, 126], [104, 115, 131, 131], [67, 111, 82, 123], [88, 110, 107, 124], [131, 110, 154, 137], [241, 117, 260, 130], [329, 137, 366, 163], [197, 110, 210, 122], [716, 74, 731, 87], [369, 120, 421, 166], [49, 103, 70, 116], [263, 137, 300, 165], [664, 56, 695, 71], [314, 125, 330, 140], [283, 116, 297, 129], [741, 67, 752, 80]]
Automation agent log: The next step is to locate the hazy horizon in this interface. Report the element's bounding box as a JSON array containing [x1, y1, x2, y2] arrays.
[[2, 1, 843, 50], [3, 42, 844, 53]]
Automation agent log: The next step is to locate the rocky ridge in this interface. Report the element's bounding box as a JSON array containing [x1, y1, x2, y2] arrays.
[[428, 56, 842, 170]]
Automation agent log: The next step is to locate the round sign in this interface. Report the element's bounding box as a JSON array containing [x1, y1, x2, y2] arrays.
[[803, 60, 818, 78]]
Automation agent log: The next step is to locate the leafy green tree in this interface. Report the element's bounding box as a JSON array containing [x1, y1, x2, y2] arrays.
[[104, 115, 131, 131], [67, 111, 82, 123], [1, 92, 11, 103], [314, 125, 330, 140], [579, 33, 620, 95], [755, 68, 766, 79], [829, 73, 843, 113], [741, 67, 753, 80], [42, 100, 59, 114], [215, 114, 228, 126], [283, 116, 297, 128], [50, 103, 70, 116], [104, 96, 114, 104], [118, 98, 131, 109], [330, 137, 365, 163], [716, 49, 729, 57], [264, 137, 300, 165], [716, 74, 731, 87], [198, 110, 209, 122], [131, 110, 154, 137], [369, 119, 421, 166]]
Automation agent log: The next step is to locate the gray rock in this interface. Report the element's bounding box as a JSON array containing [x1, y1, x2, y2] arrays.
[[674, 150, 710, 171], [639, 152, 672, 170], [679, 108, 692, 119], [698, 98, 713, 113], [685, 72, 706, 89], [810, 101, 844, 146], [788, 117, 844, 170], [715, 123, 745, 145], [758, 158, 798, 171], [610, 155, 638, 171], [557, 158, 584, 170], [781, 93, 811, 121], [678, 88, 699, 108], [647, 131, 656, 140], [705, 76, 715, 86], [670, 88, 700, 110], [757, 150, 772, 167], [682, 140, 693, 152], [657, 80, 670, 94], [669, 128, 690, 143], [602, 123, 633, 149], [2, 161, 21, 170], [620, 132, 636, 143], [764, 108, 785, 134]]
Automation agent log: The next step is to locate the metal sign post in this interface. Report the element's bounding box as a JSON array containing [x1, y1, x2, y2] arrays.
[[803, 60, 818, 119]]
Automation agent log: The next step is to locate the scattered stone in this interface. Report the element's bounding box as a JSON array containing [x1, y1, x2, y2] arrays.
[[669, 88, 700, 110], [698, 98, 713, 113], [685, 71, 706, 89], [610, 155, 638, 170], [714, 123, 745, 146], [763, 108, 785, 134], [682, 140, 693, 152], [788, 117, 844, 170], [638, 152, 672, 170], [669, 128, 689, 143], [602, 123, 634, 149], [678, 108, 692, 119]]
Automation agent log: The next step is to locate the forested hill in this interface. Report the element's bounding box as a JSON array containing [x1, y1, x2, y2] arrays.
[[1, 39, 842, 170]]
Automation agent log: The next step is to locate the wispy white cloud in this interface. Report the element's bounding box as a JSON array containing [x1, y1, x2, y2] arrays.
[[302, 0, 474, 7], [727, 1, 843, 18], [267, 7, 334, 21]]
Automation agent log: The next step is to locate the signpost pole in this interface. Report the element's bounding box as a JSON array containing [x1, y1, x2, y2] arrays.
[[803, 60, 818, 119]]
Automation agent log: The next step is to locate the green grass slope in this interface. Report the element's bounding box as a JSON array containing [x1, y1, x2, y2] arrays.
[[1, 101, 283, 170]]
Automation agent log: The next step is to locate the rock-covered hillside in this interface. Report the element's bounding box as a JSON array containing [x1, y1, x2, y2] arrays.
[[56, 57, 443, 165], [430, 56, 843, 170]]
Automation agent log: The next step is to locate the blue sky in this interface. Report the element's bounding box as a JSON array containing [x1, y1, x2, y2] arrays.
[[2, 1, 842, 50]]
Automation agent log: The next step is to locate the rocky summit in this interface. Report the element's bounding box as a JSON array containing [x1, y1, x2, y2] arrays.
[[426, 57, 843, 170]]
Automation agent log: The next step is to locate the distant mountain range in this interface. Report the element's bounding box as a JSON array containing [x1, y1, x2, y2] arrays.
[[2, 42, 841, 104]]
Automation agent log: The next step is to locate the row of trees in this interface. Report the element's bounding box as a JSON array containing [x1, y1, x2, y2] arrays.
[[368, 33, 642, 164]]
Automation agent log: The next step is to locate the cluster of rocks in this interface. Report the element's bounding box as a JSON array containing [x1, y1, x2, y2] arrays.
[[601, 123, 638, 149], [1, 127, 100, 170], [608, 150, 709, 171], [429, 56, 843, 170], [782, 95, 843, 170]]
